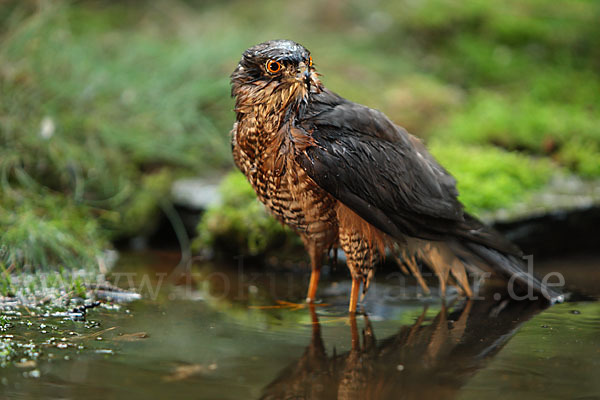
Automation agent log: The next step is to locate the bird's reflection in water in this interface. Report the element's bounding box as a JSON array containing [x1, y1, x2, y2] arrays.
[[261, 294, 548, 400]]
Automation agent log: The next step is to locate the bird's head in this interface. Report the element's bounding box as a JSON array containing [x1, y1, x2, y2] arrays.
[[231, 40, 321, 117]]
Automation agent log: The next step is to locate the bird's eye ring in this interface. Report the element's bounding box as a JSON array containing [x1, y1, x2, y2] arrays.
[[308, 56, 313, 67], [266, 60, 283, 74]]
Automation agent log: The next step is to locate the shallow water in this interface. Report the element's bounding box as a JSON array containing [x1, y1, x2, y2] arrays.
[[1, 251, 599, 399]]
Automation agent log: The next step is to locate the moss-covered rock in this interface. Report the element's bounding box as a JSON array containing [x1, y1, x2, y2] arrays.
[[194, 142, 561, 258], [429, 141, 558, 214], [192, 172, 298, 258]]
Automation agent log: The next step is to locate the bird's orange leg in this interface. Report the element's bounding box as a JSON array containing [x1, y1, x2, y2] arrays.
[[348, 277, 361, 313], [306, 268, 321, 303], [250, 242, 329, 310], [306, 242, 323, 303]]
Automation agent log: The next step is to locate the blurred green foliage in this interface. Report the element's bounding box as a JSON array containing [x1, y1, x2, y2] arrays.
[[1, 0, 235, 270], [1, 0, 599, 268], [0, 191, 105, 271]]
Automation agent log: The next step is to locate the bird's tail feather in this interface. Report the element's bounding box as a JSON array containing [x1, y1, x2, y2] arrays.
[[395, 238, 565, 304], [462, 242, 565, 304]]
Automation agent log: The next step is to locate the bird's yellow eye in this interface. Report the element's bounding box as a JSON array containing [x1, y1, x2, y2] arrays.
[[308, 56, 313, 67], [266, 60, 283, 74]]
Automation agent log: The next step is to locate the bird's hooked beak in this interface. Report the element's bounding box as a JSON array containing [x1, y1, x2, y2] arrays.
[[296, 61, 313, 88]]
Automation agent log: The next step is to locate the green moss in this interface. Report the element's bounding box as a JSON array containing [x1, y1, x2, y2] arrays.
[[430, 92, 600, 177], [110, 169, 175, 238], [429, 141, 557, 213], [0, 339, 16, 366], [435, 93, 600, 151], [193, 172, 298, 257], [559, 139, 600, 178], [71, 276, 88, 299], [0, 263, 15, 297], [0, 191, 106, 271]]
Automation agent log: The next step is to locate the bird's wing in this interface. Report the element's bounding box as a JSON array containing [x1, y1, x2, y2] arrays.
[[294, 91, 566, 301], [295, 96, 465, 242]]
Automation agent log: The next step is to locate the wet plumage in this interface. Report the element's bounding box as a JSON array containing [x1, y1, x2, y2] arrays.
[[230, 39, 563, 311]]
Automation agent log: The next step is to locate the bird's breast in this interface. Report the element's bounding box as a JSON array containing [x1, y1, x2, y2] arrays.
[[232, 117, 338, 240]]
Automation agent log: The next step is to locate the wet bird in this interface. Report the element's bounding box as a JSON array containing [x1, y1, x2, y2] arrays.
[[230, 39, 563, 312]]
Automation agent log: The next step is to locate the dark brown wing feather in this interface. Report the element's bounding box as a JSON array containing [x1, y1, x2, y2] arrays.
[[296, 89, 519, 255]]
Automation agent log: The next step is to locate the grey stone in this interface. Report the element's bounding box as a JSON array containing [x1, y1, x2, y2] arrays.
[[171, 178, 222, 210]]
